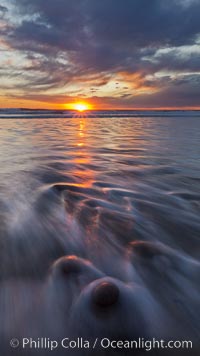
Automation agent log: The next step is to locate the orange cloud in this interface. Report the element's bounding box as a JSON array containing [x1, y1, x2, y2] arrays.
[[116, 71, 158, 94]]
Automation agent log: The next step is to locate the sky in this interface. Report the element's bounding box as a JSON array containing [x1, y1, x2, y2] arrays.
[[0, 0, 200, 110]]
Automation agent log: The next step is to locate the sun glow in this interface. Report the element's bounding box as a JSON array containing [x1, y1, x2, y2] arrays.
[[71, 102, 91, 112]]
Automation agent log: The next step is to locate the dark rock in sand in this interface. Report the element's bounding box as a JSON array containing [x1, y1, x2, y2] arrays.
[[92, 281, 119, 308]]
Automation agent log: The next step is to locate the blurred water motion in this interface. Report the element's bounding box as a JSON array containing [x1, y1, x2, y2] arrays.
[[0, 114, 200, 354]]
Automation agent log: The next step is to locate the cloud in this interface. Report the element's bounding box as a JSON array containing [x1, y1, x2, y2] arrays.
[[0, 0, 200, 107], [10, 0, 200, 57], [0, 4, 8, 17]]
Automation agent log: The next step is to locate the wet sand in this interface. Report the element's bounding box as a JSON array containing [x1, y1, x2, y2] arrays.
[[0, 114, 200, 355]]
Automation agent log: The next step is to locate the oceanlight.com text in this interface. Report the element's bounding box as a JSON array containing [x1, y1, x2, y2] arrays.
[[10, 337, 193, 352]]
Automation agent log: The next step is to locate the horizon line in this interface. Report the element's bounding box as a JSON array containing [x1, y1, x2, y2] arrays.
[[1, 107, 200, 111]]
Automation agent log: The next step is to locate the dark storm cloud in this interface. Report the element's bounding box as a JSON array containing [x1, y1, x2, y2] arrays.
[[10, 0, 200, 59], [88, 0, 200, 47], [1, 0, 200, 106], [12, 0, 89, 52], [14, 0, 200, 46]]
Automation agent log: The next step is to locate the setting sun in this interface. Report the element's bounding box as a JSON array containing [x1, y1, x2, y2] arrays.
[[72, 102, 91, 112]]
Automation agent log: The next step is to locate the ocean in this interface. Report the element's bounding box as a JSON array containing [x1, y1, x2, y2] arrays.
[[0, 110, 200, 355]]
